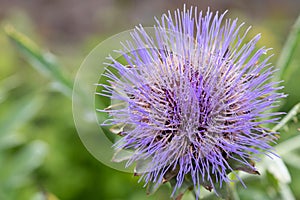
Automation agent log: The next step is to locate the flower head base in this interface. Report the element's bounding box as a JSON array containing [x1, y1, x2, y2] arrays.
[[100, 6, 284, 199]]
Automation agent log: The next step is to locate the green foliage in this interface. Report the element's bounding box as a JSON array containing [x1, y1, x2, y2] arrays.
[[0, 93, 47, 199], [274, 15, 300, 82], [4, 25, 73, 97]]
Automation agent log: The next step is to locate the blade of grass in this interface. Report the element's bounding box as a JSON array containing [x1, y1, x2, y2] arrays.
[[279, 183, 296, 200], [4, 25, 73, 97], [275, 134, 300, 156], [273, 14, 300, 82], [272, 102, 300, 132], [0, 140, 48, 188], [282, 152, 300, 169], [0, 75, 22, 104], [0, 95, 44, 139]]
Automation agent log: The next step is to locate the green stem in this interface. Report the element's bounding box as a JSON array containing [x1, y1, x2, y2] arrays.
[[273, 14, 300, 82]]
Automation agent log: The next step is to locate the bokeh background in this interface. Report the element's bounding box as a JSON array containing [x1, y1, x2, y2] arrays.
[[0, 1, 300, 200]]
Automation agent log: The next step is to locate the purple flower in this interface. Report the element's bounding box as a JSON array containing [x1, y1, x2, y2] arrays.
[[100, 6, 284, 199]]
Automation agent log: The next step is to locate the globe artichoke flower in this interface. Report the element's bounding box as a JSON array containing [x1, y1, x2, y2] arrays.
[[100, 6, 284, 199]]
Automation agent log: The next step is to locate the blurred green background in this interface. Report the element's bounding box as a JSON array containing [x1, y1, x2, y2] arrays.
[[0, 1, 300, 200]]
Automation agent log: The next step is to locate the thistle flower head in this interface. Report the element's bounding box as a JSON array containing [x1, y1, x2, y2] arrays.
[[100, 6, 284, 198]]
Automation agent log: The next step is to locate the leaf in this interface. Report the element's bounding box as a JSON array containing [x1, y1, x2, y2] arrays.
[[134, 158, 153, 175], [109, 123, 126, 135], [111, 149, 134, 163], [208, 181, 240, 200], [147, 167, 180, 196], [213, 183, 230, 200], [272, 102, 300, 132], [281, 152, 300, 170], [181, 191, 196, 200], [146, 181, 162, 196], [273, 14, 300, 82], [0, 95, 44, 143], [267, 157, 291, 184], [275, 134, 300, 156], [169, 177, 194, 200], [228, 155, 260, 175], [0, 75, 22, 104], [163, 167, 180, 183], [0, 140, 48, 188], [4, 25, 73, 98], [278, 182, 296, 200], [0, 133, 25, 150], [231, 163, 260, 175]]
